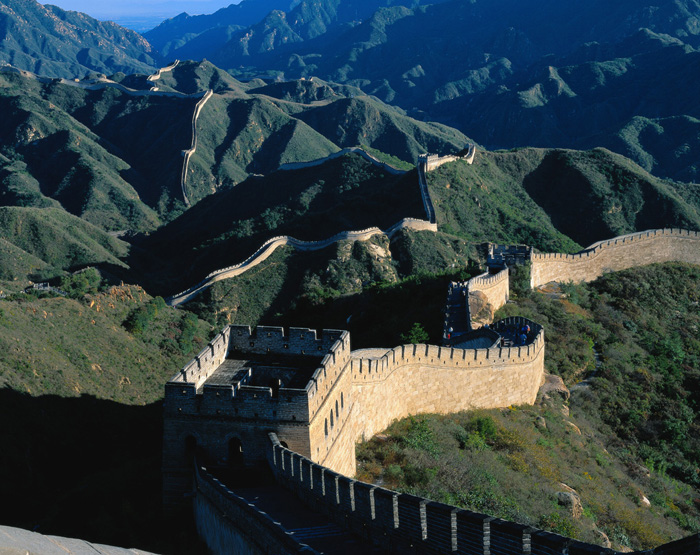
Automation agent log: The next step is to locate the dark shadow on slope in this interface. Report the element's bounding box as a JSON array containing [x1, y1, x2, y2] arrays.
[[0, 388, 206, 554]]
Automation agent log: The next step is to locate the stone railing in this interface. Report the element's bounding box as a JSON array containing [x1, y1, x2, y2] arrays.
[[266, 434, 700, 555]]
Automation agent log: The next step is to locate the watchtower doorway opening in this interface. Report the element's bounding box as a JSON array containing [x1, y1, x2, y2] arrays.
[[228, 438, 244, 467], [184, 435, 197, 463]]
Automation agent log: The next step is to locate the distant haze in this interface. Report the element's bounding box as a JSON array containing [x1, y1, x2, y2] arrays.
[[42, 0, 241, 31]]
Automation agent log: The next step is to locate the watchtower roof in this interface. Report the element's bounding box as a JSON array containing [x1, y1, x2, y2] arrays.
[[201, 351, 325, 391]]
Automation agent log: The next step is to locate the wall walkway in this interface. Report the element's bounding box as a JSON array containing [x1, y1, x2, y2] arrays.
[[180, 89, 214, 207]]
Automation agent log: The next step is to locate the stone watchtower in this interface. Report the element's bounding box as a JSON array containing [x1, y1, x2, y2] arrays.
[[162, 325, 354, 508]]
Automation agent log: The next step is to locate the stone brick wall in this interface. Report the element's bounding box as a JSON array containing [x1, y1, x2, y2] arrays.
[[531, 228, 700, 288], [194, 462, 317, 554], [349, 317, 545, 442], [419, 145, 476, 172], [466, 268, 510, 329]]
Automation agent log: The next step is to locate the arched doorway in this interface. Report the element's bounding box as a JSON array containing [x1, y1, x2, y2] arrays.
[[184, 435, 197, 463]]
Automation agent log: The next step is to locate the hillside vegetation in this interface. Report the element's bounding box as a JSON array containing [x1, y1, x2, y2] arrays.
[[133, 153, 427, 294], [0, 0, 159, 78], [427, 148, 700, 249], [0, 207, 129, 281], [0, 268, 212, 553], [357, 262, 700, 552], [0, 269, 210, 403]]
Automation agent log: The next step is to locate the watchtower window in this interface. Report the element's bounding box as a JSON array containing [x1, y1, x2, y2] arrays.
[[325, 419, 328, 437], [330, 409, 334, 429], [335, 400, 339, 418], [341, 392, 344, 410]]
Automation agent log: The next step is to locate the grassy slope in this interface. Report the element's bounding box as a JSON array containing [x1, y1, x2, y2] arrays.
[[152, 60, 250, 95], [428, 148, 700, 250], [135, 153, 426, 294], [189, 92, 341, 197], [0, 272, 212, 553], [357, 262, 700, 551], [520, 148, 700, 247], [0, 206, 129, 280], [603, 115, 700, 183], [0, 285, 208, 403], [0, 74, 162, 231], [0, 0, 158, 79], [294, 95, 471, 162], [427, 150, 583, 252]]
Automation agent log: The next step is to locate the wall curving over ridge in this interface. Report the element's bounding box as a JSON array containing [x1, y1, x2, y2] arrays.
[[531, 228, 700, 288], [349, 316, 545, 442]]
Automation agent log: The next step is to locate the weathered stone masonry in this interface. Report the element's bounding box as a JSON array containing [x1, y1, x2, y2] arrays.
[[165, 226, 700, 554], [163, 315, 545, 503], [531, 228, 700, 288]]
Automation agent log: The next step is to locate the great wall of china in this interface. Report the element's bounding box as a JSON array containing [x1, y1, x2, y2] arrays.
[[150, 108, 700, 553], [530, 228, 700, 287], [166, 148, 449, 306], [165, 222, 700, 554], [168, 218, 438, 306], [166, 222, 700, 553], [180, 89, 214, 207]]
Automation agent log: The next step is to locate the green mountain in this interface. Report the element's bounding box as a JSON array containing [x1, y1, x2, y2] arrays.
[[144, 0, 299, 57], [0, 0, 160, 78], [148, 0, 700, 181], [0, 61, 472, 223], [426, 148, 700, 249], [0, 206, 129, 281], [145, 0, 446, 62], [439, 30, 700, 179]]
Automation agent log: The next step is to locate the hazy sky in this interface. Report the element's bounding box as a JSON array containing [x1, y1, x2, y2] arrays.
[[42, 0, 240, 29]]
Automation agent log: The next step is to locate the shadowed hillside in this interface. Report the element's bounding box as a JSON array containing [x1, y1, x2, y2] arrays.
[[132, 153, 426, 294], [426, 148, 700, 249]]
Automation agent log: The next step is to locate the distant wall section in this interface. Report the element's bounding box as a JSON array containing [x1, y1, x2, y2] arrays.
[[531, 228, 700, 288]]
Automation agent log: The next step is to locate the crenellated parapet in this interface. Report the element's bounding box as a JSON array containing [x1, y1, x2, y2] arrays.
[[531, 228, 700, 288], [349, 316, 544, 440], [167, 326, 231, 391], [266, 433, 700, 555], [164, 325, 350, 423]]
